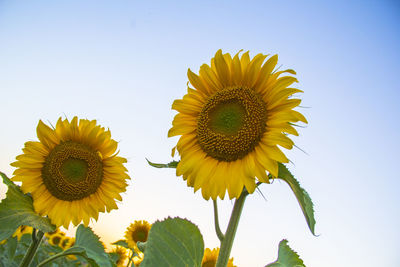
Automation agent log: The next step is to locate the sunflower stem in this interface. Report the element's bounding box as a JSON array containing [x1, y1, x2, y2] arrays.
[[37, 251, 81, 267], [19, 229, 44, 267], [215, 191, 248, 267], [213, 200, 225, 242]]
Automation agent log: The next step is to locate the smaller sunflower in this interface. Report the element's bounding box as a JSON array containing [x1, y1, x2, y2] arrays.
[[112, 246, 128, 266], [133, 251, 144, 267], [48, 233, 64, 247], [202, 248, 236, 267], [45, 228, 65, 239], [60, 236, 74, 250], [125, 220, 151, 249], [11, 116, 130, 228], [12, 225, 33, 241]]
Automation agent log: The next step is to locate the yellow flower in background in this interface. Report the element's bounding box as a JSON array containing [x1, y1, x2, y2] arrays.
[[112, 246, 128, 266], [48, 233, 64, 246], [202, 248, 236, 267], [60, 236, 75, 250], [169, 50, 307, 200], [12, 225, 33, 241], [44, 228, 66, 239], [125, 220, 151, 249], [11, 117, 130, 228], [133, 251, 144, 266]]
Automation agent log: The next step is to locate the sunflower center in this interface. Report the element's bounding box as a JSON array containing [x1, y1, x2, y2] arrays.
[[197, 86, 267, 162], [61, 158, 88, 183], [209, 101, 246, 135], [202, 260, 217, 267], [52, 236, 61, 245], [133, 230, 147, 242], [42, 141, 103, 201]]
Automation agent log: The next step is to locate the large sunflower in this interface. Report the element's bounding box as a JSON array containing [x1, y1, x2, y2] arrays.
[[169, 50, 307, 200], [202, 247, 236, 267], [11, 117, 130, 228], [125, 220, 151, 249]]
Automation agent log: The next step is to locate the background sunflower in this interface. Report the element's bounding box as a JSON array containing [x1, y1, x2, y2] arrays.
[[125, 220, 151, 249], [202, 247, 236, 267], [11, 117, 130, 228]]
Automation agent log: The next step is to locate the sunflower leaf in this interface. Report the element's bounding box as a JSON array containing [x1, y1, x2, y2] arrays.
[[112, 240, 129, 249], [140, 217, 204, 267], [0, 172, 56, 241], [73, 224, 113, 267], [265, 239, 306, 267], [275, 163, 316, 235], [146, 159, 179, 168]]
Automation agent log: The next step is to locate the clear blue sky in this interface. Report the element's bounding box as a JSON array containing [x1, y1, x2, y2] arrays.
[[1, 0, 399, 266]]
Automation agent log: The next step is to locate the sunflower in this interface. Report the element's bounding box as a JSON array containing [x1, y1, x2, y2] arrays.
[[168, 50, 307, 200], [12, 225, 33, 240], [44, 228, 65, 239], [133, 251, 144, 267], [60, 236, 74, 250], [11, 117, 130, 228], [48, 233, 64, 246], [112, 246, 128, 266], [125, 220, 151, 249], [202, 248, 236, 267]]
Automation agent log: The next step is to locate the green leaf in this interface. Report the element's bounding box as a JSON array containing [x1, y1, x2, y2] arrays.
[[146, 159, 179, 168], [265, 239, 305, 267], [112, 240, 129, 249], [7, 236, 17, 260], [73, 224, 112, 267], [275, 163, 316, 235], [0, 172, 56, 241], [140, 217, 204, 267], [108, 252, 119, 263]]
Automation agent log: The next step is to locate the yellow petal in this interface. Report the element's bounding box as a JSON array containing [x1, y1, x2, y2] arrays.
[[254, 55, 278, 92], [188, 69, 212, 95], [213, 49, 230, 87], [36, 120, 59, 150]]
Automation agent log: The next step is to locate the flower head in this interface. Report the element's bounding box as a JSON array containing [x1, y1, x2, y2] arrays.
[[12, 225, 33, 241], [169, 50, 307, 200], [202, 247, 236, 267], [48, 233, 64, 246], [133, 251, 144, 267], [60, 236, 75, 250], [125, 220, 151, 249], [12, 117, 130, 228], [112, 246, 128, 266], [44, 228, 65, 239]]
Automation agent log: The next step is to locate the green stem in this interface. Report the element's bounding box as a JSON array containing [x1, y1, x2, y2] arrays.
[[213, 200, 225, 241], [215, 191, 248, 267], [37, 252, 78, 267], [19, 229, 44, 267]]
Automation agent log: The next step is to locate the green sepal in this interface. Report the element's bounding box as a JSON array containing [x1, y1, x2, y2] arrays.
[[265, 239, 305, 267], [140, 217, 204, 267], [72, 224, 113, 267], [112, 239, 129, 249], [275, 163, 316, 235], [137, 241, 146, 252], [146, 159, 179, 168], [0, 172, 56, 241]]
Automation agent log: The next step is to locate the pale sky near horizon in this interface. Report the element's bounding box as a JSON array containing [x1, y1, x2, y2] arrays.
[[1, 1, 399, 266]]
